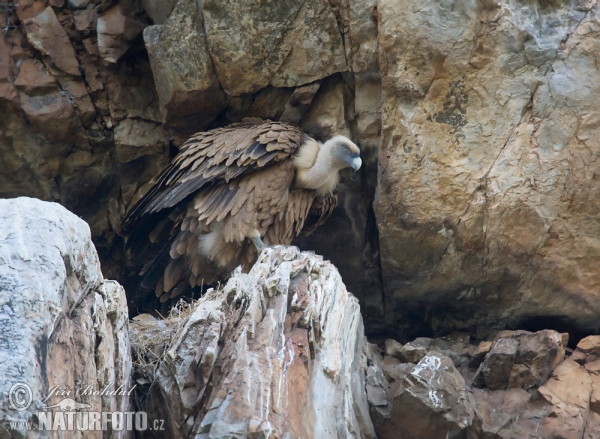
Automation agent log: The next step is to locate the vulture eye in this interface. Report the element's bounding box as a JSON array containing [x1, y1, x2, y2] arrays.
[[342, 145, 349, 151]]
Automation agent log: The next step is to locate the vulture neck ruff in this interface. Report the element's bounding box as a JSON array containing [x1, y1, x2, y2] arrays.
[[294, 138, 340, 196]]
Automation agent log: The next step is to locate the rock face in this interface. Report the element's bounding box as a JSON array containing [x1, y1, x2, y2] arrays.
[[0, 197, 132, 437], [0, 0, 382, 328], [130, 246, 376, 438], [1, 0, 599, 382], [370, 329, 600, 439], [375, 0, 600, 337]]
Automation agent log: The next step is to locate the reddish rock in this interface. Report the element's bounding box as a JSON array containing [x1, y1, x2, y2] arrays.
[[577, 336, 600, 356], [97, 4, 144, 63], [468, 388, 531, 438], [19, 91, 81, 142], [539, 359, 592, 411], [14, 58, 57, 91], [14, 1, 47, 21], [23, 7, 80, 76], [469, 340, 493, 368]]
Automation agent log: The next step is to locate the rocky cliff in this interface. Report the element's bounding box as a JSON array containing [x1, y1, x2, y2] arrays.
[[2, 0, 598, 342], [1, 0, 600, 436]]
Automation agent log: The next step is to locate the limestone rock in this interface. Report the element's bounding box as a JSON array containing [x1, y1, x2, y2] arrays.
[[139, 0, 177, 24], [97, 3, 145, 63], [203, 0, 346, 95], [144, 0, 227, 139], [23, 7, 80, 75], [396, 337, 433, 363], [374, 0, 600, 337], [133, 246, 376, 438], [509, 330, 565, 389], [114, 118, 169, 163], [384, 339, 404, 359], [269, 0, 347, 88], [0, 197, 132, 437], [376, 352, 475, 439]]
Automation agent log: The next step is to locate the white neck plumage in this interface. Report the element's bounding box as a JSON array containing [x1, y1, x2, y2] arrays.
[[294, 140, 341, 195]]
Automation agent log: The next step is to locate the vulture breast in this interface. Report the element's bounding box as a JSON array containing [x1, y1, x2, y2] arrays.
[[121, 120, 338, 304]]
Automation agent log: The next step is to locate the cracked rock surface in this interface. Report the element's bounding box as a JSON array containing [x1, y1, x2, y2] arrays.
[[1, 0, 599, 379], [131, 246, 376, 439], [375, 0, 600, 337], [0, 197, 132, 439]]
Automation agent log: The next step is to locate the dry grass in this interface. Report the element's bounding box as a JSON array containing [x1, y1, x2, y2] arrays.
[[129, 297, 204, 383]]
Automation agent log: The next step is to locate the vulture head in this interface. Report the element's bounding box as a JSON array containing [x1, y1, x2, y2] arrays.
[[324, 135, 362, 172], [121, 120, 362, 306]]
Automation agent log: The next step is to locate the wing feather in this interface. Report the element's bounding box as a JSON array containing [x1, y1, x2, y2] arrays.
[[121, 120, 305, 235], [301, 191, 338, 236]]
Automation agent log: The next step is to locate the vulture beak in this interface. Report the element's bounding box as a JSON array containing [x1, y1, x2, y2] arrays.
[[350, 154, 362, 171]]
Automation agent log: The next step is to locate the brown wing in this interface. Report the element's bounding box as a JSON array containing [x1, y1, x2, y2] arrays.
[[300, 191, 338, 235], [121, 120, 306, 236]]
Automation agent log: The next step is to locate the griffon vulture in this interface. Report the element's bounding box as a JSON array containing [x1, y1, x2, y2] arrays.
[[121, 119, 361, 303]]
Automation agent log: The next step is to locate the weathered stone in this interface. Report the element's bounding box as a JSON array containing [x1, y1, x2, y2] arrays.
[[376, 352, 475, 439], [114, 118, 169, 163], [539, 359, 593, 412], [366, 365, 391, 407], [203, 0, 345, 95], [379, 357, 414, 396], [23, 6, 80, 75], [577, 336, 600, 356], [245, 87, 295, 121], [469, 341, 493, 368], [139, 0, 177, 24], [585, 411, 600, 439], [279, 81, 321, 124], [19, 90, 81, 142], [144, 0, 226, 140], [475, 338, 519, 390], [374, 0, 600, 338], [14, 58, 57, 91], [202, 0, 304, 96], [300, 77, 350, 139], [397, 337, 433, 364], [384, 339, 403, 359], [347, 0, 378, 73], [508, 330, 565, 389], [467, 388, 531, 438], [269, 0, 346, 87], [135, 247, 376, 438], [0, 198, 131, 438], [97, 4, 145, 63]]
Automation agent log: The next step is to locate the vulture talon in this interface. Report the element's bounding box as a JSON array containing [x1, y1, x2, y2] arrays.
[[249, 230, 268, 253]]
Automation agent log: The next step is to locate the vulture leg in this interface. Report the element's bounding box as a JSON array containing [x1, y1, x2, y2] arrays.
[[249, 229, 268, 253]]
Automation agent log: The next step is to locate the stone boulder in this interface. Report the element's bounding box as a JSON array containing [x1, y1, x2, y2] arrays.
[[377, 352, 475, 439], [0, 197, 132, 438], [131, 246, 376, 438]]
